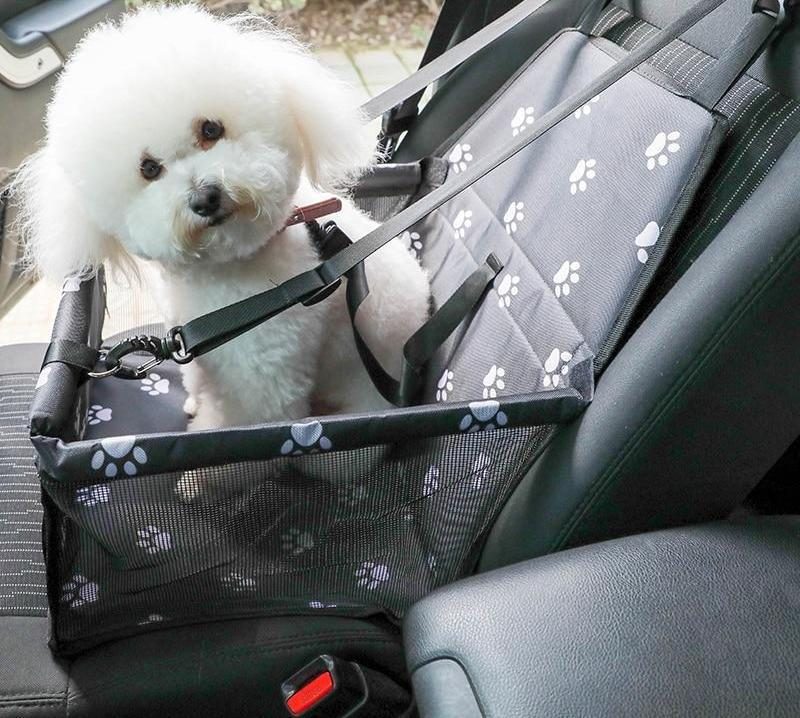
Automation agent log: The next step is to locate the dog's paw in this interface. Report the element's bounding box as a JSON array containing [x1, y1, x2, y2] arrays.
[[176, 470, 203, 502], [183, 395, 198, 418]]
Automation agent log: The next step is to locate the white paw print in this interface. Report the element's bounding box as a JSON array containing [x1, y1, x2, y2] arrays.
[[569, 158, 597, 194], [543, 348, 573, 389], [553, 260, 581, 298], [61, 575, 99, 608], [87, 404, 112, 425], [138, 614, 165, 625], [448, 143, 473, 173], [35, 366, 52, 390], [635, 221, 661, 263], [75, 484, 110, 507], [646, 131, 681, 170], [482, 365, 506, 399], [339, 483, 368, 507], [136, 525, 172, 554], [397, 230, 423, 258], [503, 201, 524, 235], [452, 209, 473, 239], [574, 95, 600, 119], [436, 369, 454, 402], [423, 465, 440, 496], [355, 561, 390, 590], [140, 373, 169, 396], [222, 571, 256, 592], [471, 452, 493, 490], [281, 528, 315, 555], [309, 600, 338, 609], [511, 106, 535, 135], [90, 436, 147, 478], [496, 273, 520, 308], [280, 420, 332, 455], [458, 399, 508, 432]]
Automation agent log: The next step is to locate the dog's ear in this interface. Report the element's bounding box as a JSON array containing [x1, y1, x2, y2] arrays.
[[282, 51, 376, 192], [11, 149, 125, 282]]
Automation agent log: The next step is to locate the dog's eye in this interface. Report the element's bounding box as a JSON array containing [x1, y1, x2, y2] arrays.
[[140, 158, 163, 181], [200, 120, 224, 142]]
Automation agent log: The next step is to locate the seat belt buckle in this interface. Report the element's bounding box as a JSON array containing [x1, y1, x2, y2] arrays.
[[282, 655, 366, 717]]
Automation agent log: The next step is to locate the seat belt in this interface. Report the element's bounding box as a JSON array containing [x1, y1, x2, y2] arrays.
[[49, 0, 789, 407]]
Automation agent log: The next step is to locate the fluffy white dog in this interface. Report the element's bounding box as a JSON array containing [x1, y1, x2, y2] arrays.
[[16, 4, 430, 430]]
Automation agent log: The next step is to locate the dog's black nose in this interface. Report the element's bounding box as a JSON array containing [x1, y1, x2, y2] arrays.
[[189, 185, 222, 217]]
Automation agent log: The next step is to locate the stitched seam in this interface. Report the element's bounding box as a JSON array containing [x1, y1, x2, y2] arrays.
[[552, 230, 800, 550]]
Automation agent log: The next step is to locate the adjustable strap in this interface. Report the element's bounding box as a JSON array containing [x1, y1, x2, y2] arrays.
[[693, 0, 793, 109], [347, 251, 503, 407], [363, 0, 608, 125], [377, 0, 467, 155], [43, 339, 100, 374]]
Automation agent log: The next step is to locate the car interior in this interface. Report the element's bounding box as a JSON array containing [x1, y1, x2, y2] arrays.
[[1, 0, 800, 715]]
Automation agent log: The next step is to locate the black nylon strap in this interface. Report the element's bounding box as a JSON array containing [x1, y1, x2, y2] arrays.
[[693, 0, 786, 108], [43, 339, 99, 373], [362, 0, 608, 124], [177, 0, 737, 362], [346, 253, 503, 406]]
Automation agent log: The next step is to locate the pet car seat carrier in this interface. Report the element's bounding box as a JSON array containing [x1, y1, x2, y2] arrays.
[[28, 0, 790, 654]]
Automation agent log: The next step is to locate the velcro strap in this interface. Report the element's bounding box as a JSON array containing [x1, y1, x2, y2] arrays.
[[42, 339, 100, 373]]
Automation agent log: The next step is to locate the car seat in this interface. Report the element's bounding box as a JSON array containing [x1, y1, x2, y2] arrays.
[[1, 0, 799, 714]]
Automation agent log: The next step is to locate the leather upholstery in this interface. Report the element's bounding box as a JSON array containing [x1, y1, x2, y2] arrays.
[[406, 518, 800, 717]]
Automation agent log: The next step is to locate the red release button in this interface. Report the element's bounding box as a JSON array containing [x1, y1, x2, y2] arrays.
[[286, 671, 335, 716]]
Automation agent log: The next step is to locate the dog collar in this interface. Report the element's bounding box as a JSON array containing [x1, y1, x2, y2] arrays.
[[285, 197, 342, 227]]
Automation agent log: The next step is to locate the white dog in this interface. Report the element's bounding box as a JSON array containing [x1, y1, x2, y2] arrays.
[[15, 4, 430, 430]]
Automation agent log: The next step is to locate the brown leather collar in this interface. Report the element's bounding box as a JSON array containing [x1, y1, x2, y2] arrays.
[[285, 197, 343, 227]]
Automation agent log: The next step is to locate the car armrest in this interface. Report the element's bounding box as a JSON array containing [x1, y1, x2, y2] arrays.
[[404, 518, 800, 717]]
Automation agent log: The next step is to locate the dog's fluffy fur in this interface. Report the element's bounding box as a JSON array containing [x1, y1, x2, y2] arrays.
[[15, 4, 431, 429]]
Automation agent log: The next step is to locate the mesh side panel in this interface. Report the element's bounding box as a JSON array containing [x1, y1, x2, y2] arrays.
[[592, 6, 800, 310], [43, 426, 545, 652], [0, 373, 47, 616]]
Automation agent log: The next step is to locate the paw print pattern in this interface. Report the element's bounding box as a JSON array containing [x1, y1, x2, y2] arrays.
[[471, 452, 493, 490], [452, 209, 473, 239], [635, 221, 661, 264], [87, 404, 112, 425], [61, 575, 98, 608], [458, 400, 509, 432], [355, 561, 390, 590], [511, 106, 535, 135], [448, 143, 473, 173], [90, 436, 147, 478], [436, 369, 454, 402], [543, 348, 573, 389], [140, 373, 169, 396], [482, 365, 506, 399], [646, 131, 681, 170], [574, 95, 600, 119], [281, 528, 315, 555], [496, 273, 520, 308], [35, 366, 52, 390], [136, 525, 172, 554], [503, 201, 524, 235], [569, 159, 597, 194], [339, 483, 368, 507], [553, 261, 581, 298], [75, 484, 110, 507], [397, 230, 423, 258], [280, 420, 332, 455], [422, 466, 440, 496], [222, 572, 256, 592], [309, 600, 337, 609]]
